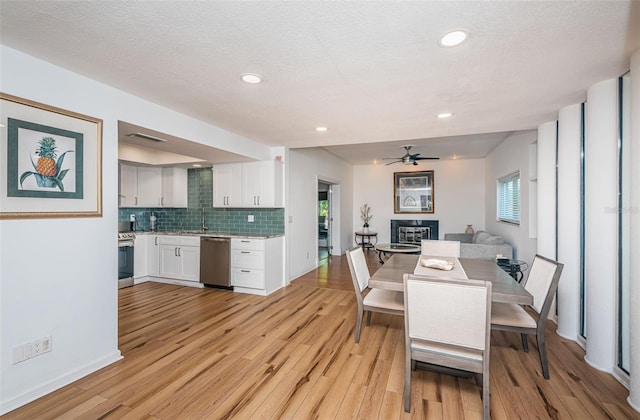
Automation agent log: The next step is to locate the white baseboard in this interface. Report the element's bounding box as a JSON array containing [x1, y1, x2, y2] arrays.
[[0, 350, 122, 415]]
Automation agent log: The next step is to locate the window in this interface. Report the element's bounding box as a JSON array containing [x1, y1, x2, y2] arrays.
[[497, 172, 520, 224]]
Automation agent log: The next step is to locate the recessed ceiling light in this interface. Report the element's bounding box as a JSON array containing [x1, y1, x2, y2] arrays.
[[439, 29, 468, 47], [192, 164, 202, 167], [316, 127, 328, 132], [437, 112, 453, 119], [241, 73, 263, 84]]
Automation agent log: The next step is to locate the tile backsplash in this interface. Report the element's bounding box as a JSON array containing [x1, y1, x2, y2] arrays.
[[119, 168, 284, 235]]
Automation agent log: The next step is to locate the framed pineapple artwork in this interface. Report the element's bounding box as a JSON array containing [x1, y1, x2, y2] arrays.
[[0, 93, 102, 219]]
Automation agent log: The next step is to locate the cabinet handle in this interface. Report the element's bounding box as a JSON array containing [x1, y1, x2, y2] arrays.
[[241, 251, 251, 254], [241, 270, 251, 273], [241, 240, 250, 243], [174, 247, 178, 257], [178, 247, 181, 257], [161, 197, 164, 206], [257, 196, 260, 206], [135, 197, 138, 205], [155, 237, 158, 246]]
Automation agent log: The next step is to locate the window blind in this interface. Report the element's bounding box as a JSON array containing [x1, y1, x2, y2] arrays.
[[497, 172, 520, 224]]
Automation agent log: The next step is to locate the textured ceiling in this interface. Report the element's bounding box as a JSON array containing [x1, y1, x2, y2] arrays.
[[1, 1, 638, 164]]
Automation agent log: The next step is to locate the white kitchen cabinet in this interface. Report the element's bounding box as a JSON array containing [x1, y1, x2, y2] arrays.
[[158, 235, 200, 282], [212, 163, 242, 207], [136, 167, 163, 207], [242, 160, 283, 207], [133, 234, 148, 279], [161, 167, 188, 208], [231, 236, 284, 295], [148, 235, 160, 276], [119, 164, 138, 207], [119, 165, 188, 208], [212, 160, 283, 208]]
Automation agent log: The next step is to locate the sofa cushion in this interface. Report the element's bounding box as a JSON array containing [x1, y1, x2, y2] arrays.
[[481, 235, 505, 245]]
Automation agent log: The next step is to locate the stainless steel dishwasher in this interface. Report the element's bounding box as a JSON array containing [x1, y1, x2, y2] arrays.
[[200, 237, 231, 288]]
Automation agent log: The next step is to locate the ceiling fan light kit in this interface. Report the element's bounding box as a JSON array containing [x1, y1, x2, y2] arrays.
[[383, 145, 440, 166]]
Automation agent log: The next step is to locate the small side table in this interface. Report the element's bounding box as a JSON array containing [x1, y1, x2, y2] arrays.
[[374, 243, 421, 264], [355, 231, 378, 251], [497, 258, 529, 283]]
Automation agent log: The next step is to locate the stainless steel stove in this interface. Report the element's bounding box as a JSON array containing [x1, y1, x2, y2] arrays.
[[118, 223, 135, 289]]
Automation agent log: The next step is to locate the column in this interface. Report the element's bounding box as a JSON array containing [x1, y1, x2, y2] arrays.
[[537, 121, 557, 260], [556, 104, 582, 340], [584, 78, 618, 371], [628, 48, 640, 413]]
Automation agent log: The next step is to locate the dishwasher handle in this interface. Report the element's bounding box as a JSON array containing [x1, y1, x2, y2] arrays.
[[202, 237, 230, 243]]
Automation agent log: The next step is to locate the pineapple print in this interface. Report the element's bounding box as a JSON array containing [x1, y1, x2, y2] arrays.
[[36, 137, 58, 177], [20, 135, 71, 192]]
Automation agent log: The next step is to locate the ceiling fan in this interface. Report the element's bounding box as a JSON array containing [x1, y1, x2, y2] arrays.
[[383, 145, 439, 166]]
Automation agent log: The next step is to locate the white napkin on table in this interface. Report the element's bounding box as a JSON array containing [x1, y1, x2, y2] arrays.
[[419, 257, 454, 271]]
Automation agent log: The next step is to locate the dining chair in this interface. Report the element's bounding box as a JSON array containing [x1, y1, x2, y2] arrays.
[[403, 273, 492, 419], [490, 254, 563, 379], [345, 246, 404, 343], [420, 239, 460, 257]]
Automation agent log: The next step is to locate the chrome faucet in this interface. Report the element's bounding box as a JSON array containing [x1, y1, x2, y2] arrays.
[[201, 207, 208, 231]]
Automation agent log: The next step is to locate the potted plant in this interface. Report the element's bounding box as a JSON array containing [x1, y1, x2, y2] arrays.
[[360, 204, 373, 233]]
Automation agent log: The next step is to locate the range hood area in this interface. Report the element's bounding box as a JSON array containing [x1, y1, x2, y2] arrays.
[[118, 121, 253, 168]]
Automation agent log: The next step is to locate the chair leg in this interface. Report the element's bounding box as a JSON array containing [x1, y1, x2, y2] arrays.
[[404, 356, 412, 412], [537, 330, 550, 379], [366, 310, 372, 326], [355, 310, 363, 343], [411, 359, 416, 371], [482, 370, 490, 420], [521, 333, 529, 352]]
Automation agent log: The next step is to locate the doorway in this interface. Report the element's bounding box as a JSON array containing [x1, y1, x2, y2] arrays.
[[318, 182, 331, 262]]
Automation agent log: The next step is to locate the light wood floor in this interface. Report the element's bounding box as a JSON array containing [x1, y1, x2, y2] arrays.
[[4, 251, 638, 419]]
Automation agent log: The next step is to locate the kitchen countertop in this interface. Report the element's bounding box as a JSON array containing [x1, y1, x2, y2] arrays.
[[133, 231, 283, 239]]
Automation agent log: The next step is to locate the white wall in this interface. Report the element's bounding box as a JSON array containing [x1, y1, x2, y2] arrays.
[[0, 45, 273, 414], [352, 159, 485, 243], [485, 130, 538, 263], [287, 148, 353, 280]]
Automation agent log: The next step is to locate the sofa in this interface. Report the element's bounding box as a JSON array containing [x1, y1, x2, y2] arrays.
[[443, 231, 513, 260]]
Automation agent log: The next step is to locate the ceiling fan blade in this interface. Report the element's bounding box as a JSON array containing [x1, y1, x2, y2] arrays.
[[382, 157, 403, 160], [385, 160, 403, 166], [414, 156, 440, 160]]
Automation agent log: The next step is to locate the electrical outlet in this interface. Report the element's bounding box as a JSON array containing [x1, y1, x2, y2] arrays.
[[130, 214, 136, 222], [12, 336, 52, 364], [248, 215, 254, 222], [41, 336, 51, 352]]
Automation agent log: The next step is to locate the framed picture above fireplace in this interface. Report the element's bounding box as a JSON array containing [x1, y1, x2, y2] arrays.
[[394, 170, 434, 214]]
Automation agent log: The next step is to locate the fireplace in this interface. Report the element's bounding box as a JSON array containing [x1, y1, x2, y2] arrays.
[[391, 220, 439, 245]]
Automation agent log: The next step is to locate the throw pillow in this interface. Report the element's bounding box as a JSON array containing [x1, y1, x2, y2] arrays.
[[474, 232, 491, 244], [472, 231, 486, 243]]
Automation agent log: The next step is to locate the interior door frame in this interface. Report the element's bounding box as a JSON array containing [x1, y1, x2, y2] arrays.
[[317, 177, 340, 263]]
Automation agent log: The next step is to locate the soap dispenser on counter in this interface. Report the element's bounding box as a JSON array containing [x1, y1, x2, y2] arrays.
[[150, 212, 157, 232]]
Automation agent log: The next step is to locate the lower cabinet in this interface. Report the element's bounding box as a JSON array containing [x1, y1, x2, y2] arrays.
[[231, 236, 284, 295], [157, 235, 200, 282], [148, 235, 160, 276], [133, 234, 148, 279]]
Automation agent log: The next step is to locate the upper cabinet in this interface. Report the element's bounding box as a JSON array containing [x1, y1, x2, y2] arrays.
[[119, 164, 138, 207], [213, 160, 283, 208], [136, 167, 163, 207], [161, 167, 188, 208], [119, 164, 187, 208], [212, 163, 243, 207]]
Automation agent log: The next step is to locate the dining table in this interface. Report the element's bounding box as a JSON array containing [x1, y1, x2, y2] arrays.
[[369, 254, 533, 305]]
